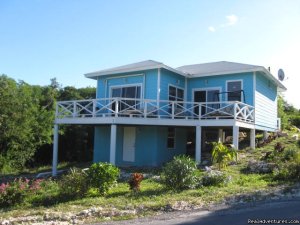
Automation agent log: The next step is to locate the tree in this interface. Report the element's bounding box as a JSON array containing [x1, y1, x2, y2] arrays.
[[0, 75, 54, 170]]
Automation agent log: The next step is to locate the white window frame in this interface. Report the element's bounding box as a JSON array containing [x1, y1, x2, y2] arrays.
[[109, 83, 143, 99], [226, 80, 243, 102]]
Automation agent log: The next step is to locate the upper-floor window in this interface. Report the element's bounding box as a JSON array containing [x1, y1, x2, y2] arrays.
[[169, 86, 184, 102], [111, 85, 141, 111], [227, 81, 242, 102]]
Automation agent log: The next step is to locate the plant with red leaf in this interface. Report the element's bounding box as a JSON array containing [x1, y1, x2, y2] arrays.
[[128, 173, 144, 192]]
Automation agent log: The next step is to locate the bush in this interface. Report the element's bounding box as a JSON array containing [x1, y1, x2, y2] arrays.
[[0, 178, 43, 207], [87, 162, 120, 195], [283, 148, 298, 161], [201, 170, 231, 187], [275, 152, 300, 181], [128, 173, 144, 192], [59, 168, 89, 198], [274, 142, 285, 153], [212, 142, 237, 170], [161, 155, 198, 191]]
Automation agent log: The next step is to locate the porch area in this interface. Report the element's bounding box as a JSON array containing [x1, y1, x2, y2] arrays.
[[52, 98, 256, 176]]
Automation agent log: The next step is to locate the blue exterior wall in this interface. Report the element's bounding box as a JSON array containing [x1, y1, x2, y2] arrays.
[[160, 68, 186, 101], [187, 72, 254, 106], [255, 72, 278, 131], [93, 125, 187, 167], [96, 69, 158, 99]]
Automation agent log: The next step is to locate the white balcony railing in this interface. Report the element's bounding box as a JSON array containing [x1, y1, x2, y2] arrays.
[[56, 98, 255, 123]]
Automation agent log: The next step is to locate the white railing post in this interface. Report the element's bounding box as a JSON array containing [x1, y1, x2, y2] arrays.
[[144, 100, 147, 118], [171, 102, 175, 119], [198, 103, 201, 120], [73, 101, 76, 118], [115, 99, 119, 117], [92, 99, 96, 117], [233, 102, 237, 119]]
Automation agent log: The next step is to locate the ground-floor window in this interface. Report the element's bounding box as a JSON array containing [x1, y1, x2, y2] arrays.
[[167, 127, 176, 149]]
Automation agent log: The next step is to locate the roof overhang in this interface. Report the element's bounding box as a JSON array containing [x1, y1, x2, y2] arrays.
[[85, 64, 187, 79]]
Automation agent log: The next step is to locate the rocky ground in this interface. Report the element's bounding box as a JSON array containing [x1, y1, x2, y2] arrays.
[[1, 182, 300, 225]]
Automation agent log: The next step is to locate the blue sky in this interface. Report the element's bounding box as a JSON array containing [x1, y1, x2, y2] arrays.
[[1, 0, 299, 108]]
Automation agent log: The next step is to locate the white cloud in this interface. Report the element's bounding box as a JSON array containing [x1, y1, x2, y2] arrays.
[[208, 14, 238, 32], [208, 26, 216, 32], [226, 14, 238, 26]]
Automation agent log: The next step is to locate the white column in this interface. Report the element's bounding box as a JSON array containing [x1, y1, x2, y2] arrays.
[[110, 124, 117, 165], [232, 126, 239, 150], [195, 126, 202, 164], [218, 129, 223, 143], [250, 129, 255, 149], [52, 124, 59, 177], [263, 131, 268, 140]]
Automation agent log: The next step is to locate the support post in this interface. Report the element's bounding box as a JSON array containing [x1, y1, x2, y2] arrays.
[[195, 126, 202, 164], [263, 131, 268, 140], [250, 129, 255, 149], [110, 124, 117, 165], [218, 129, 223, 143], [232, 126, 239, 150], [52, 124, 59, 177]]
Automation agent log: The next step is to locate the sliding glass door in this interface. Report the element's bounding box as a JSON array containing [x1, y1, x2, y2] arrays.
[[194, 89, 220, 116], [111, 85, 141, 111]]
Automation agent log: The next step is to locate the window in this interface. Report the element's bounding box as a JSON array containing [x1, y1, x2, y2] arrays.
[[167, 127, 175, 149], [169, 86, 184, 102], [111, 85, 141, 111], [227, 81, 242, 101]]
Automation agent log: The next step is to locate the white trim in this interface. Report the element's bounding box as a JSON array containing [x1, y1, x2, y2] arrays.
[[184, 77, 188, 102], [253, 72, 256, 122], [55, 117, 255, 128], [192, 87, 222, 102], [225, 79, 243, 102], [109, 83, 144, 99], [157, 68, 161, 106]]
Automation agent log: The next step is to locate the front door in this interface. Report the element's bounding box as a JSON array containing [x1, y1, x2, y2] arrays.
[[123, 127, 136, 162]]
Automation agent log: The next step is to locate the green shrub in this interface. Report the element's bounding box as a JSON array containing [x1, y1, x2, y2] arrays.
[[59, 168, 89, 198], [87, 162, 120, 195], [275, 152, 300, 181], [201, 170, 231, 187], [0, 178, 42, 207], [212, 142, 237, 170], [283, 148, 298, 161], [161, 155, 198, 191]]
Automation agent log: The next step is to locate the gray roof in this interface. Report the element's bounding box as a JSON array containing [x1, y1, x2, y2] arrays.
[[85, 60, 286, 91], [177, 61, 286, 90], [177, 61, 264, 76], [85, 60, 185, 78]]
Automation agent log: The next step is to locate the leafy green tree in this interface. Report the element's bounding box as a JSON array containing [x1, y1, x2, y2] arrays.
[[212, 142, 237, 170]]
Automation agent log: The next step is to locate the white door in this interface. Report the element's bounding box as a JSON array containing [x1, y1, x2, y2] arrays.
[[123, 127, 136, 162]]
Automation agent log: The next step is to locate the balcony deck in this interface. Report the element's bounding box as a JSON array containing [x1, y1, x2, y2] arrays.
[[55, 98, 255, 128]]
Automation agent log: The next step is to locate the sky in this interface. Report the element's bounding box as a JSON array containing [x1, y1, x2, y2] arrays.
[[0, 0, 299, 108]]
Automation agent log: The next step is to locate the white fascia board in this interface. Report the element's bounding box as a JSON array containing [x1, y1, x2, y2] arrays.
[[85, 64, 187, 79], [260, 68, 287, 91]]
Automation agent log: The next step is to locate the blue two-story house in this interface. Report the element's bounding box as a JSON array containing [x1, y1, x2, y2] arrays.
[[52, 60, 286, 175]]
